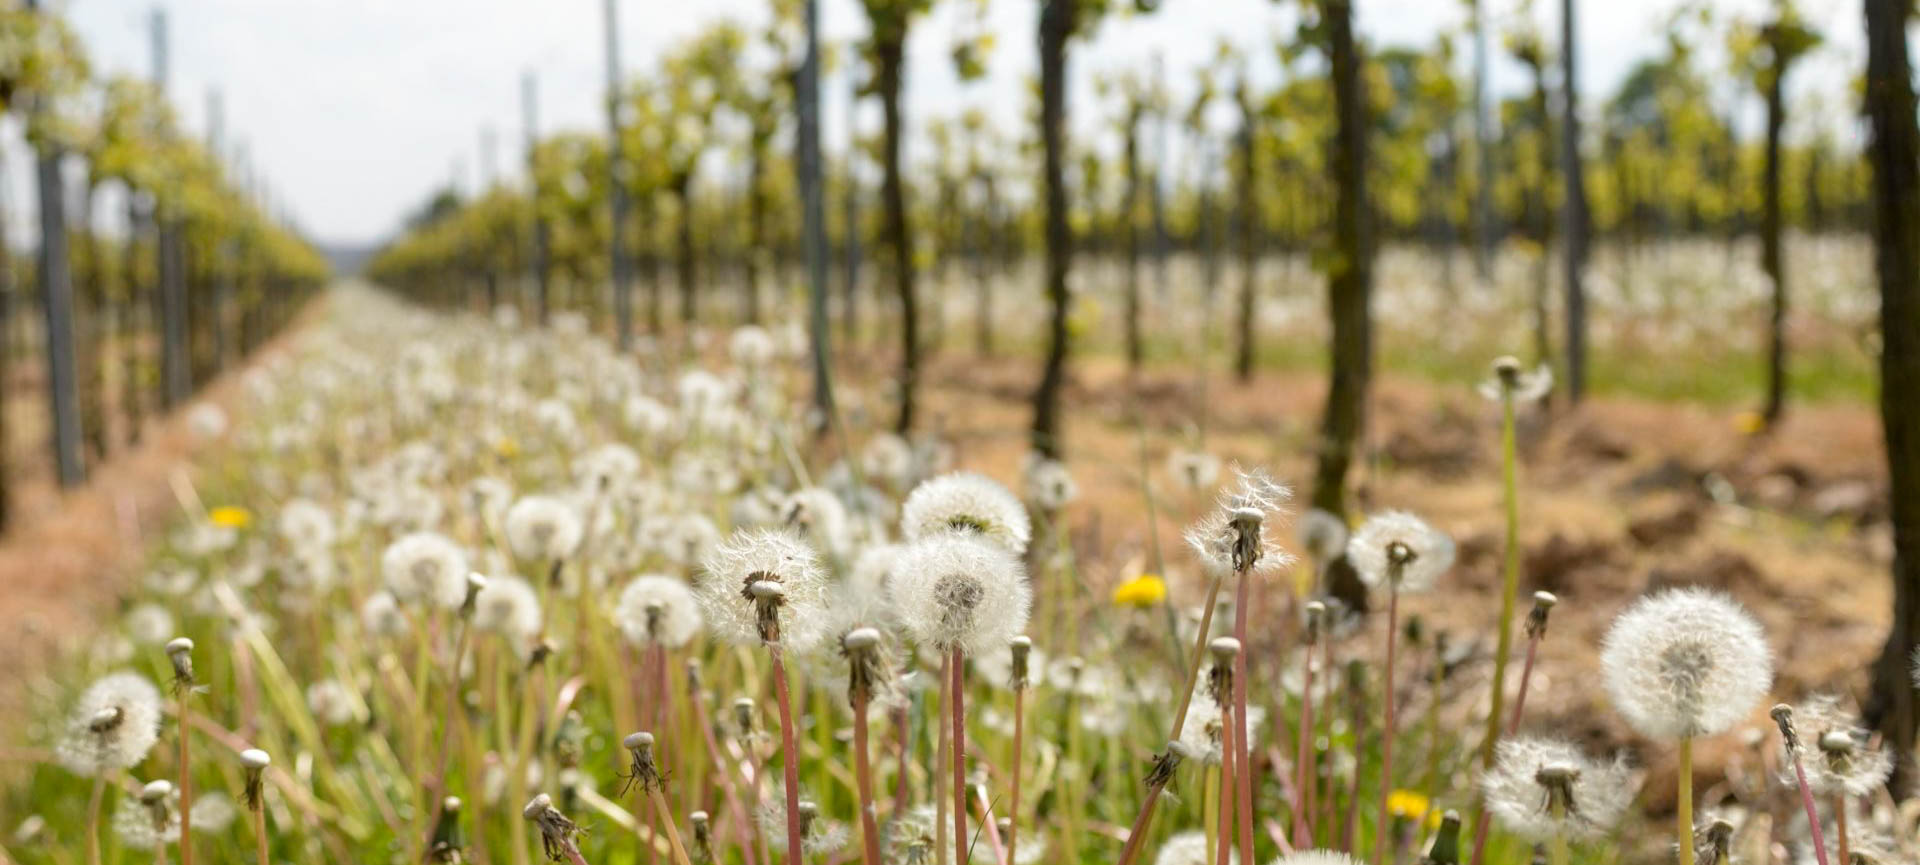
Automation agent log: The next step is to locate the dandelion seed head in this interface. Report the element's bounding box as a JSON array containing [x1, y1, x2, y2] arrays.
[[1345, 510, 1454, 593], [1297, 508, 1349, 563], [1478, 357, 1555, 403], [616, 575, 703, 649], [360, 591, 409, 638], [381, 532, 470, 609], [277, 499, 337, 551], [1482, 736, 1636, 841], [1266, 850, 1363, 865], [1155, 830, 1238, 865], [1167, 448, 1222, 494], [1784, 695, 1892, 796], [504, 496, 585, 562], [56, 672, 163, 776], [125, 604, 175, 646], [729, 325, 776, 368], [1599, 587, 1773, 740], [1021, 455, 1078, 511], [696, 528, 830, 650], [889, 534, 1031, 655], [1178, 690, 1266, 766], [782, 487, 851, 557], [860, 433, 917, 489], [190, 792, 238, 833], [900, 472, 1032, 555], [473, 575, 543, 643], [306, 679, 360, 728], [658, 513, 722, 571], [1184, 467, 1295, 577]]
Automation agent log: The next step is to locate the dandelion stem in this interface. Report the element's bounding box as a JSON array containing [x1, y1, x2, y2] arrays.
[[251, 800, 269, 865], [1295, 630, 1317, 849], [851, 688, 884, 865], [646, 787, 695, 865], [87, 775, 104, 865], [936, 653, 952, 865], [1469, 391, 1524, 865], [1833, 793, 1850, 865], [1374, 588, 1400, 865], [1676, 737, 1694, 865], [768, 647, 805, 865], [177, 689, 194, 865], [1009, 684, 1026, 865], [1547, 796, 1569, 865], [951, 649, 970, 865], [1204, 763, 1220, 865], [1232, 566, 1255, 865], [1218, 699, 1236, 865], [688, 676, 758, 865], [1783, 750, 1829, 865]]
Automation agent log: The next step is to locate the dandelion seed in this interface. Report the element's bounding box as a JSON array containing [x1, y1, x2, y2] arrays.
[[889, 534, 1032, 656], [615, 575, 703, 649], [56, 672, 163, 776], [1481, 736, 1636, 841], [900, 472, 1032, 555], [1599, 587, 1774, 740], [381, 532, 471, 609], [504, 496, 585, 562]]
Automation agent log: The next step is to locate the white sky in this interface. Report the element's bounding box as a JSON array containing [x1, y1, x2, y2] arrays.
[[3, 0, 1879, 247]]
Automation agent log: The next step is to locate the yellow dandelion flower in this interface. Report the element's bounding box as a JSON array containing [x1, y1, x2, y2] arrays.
[[1111, 574, 1167, 608], [1733, 411, 1766, 436], [1386, 789, 1442, 828], [496, 437, 520, 459], [208, 506, 252, 530]]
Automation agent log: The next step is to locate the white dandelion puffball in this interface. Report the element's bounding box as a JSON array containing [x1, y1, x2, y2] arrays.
[[1178, 691, 1267, 766], [696, 528, 831, 650], [1482, 736, 1636, 841], [277, 499, 336, 550], [730, 325, 776, 368], [616, 575, 704, 649], [56, 673, 163, 775], [900, 472, 1032, 555], [187, 403, 228, 440], [189, 793, 238, 833], [1166, 448, 1222, 493], [1478, 357, 1555, 404], [1155, 830, 1238, 865], [306, 679, 360, 728], [1346, 510, 1454, 593], [473, 576, 543, 643], [1022, 456, 1078, 511], [359, 591, 409, 638], [124, 604, 175, 646], [1297, 508, 1349, 563], [889, 534, 1032, 656], [1787, 696, 1893, 796], [781, 487, 851, 556], [848, 543, 905, 598], [1267, 851, 1363, 865], [381, 532, 471, 609], [860, 433, 916, 488], [1599, 587, 1774, 740], [504, 496, 585, 561]]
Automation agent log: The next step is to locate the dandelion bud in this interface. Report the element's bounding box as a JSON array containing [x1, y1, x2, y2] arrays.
[[1771, 704, 1801, 751], [840, 627, 884, 703], [460, 572, 489, 617], [1206, 637, 1240, 703], [733, 698, 756, 739], [1525, 592, 1557, 640], [1010, 636, 1032, 691], [691, 810, 712, 863], [1305, 601, 1327, 642], [240, 748, 271, 811], [140, 780, 174, 832], [619, 731, 666, 795], [165, 637, 195, 688], [430, 796, 464, 863], [1422, 810, 1462, 865], [522, 793, 583, 862], [1694, 818, 1734, 865]]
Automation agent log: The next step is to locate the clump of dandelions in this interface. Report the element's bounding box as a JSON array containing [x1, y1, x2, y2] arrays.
[[890, 534, 1032, 656], [695, 528, 830, 651], [615, 575, 704, 649], [504, 495, 585, 563], [57, 672, 164, 775], [1481, 736, 1636, 841], [1345, 510, 1455, 593], [900, 471, 1032, 555], [1599, 587, 1774, 741], [381, 532, 471, 609]]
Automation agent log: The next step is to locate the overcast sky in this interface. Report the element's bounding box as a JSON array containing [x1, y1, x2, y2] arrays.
[[11, 0, 1879, 248]]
